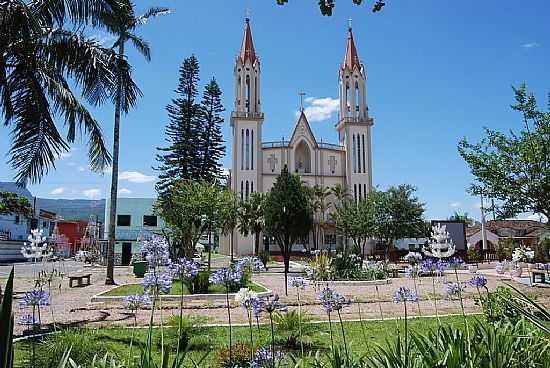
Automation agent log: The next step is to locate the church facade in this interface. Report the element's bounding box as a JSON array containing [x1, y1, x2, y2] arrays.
[[220, 18, 374, 255]]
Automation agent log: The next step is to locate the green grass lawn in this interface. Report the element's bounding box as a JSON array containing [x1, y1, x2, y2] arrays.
[[14, 315, 476, 367], [101, 280, 267, 296]]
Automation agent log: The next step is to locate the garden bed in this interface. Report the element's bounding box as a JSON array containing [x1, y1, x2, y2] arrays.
[[92, 281, 271, 302]]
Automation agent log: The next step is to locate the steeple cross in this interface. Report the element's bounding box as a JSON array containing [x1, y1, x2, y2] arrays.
[[298, 92, 306, 112], [348, 17, 352, 29]]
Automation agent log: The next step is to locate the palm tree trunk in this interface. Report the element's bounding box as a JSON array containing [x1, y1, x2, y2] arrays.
[[106, 38, 125, 285]]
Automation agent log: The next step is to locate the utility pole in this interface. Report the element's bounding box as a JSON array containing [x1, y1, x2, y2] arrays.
[[480, 192, 488, 251]]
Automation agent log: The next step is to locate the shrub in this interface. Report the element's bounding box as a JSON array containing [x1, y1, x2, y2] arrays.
[[332, 251, 363, 280], [33, 330, 108, 368], [185, 270, 210, 294], [161, 315, 207, 352], [496, 237, 514, 261], [534, 238, 550, 263], [215, 341, 251, 368], [481, 286, 524, 323], [306, 250, 332, 281], [274, 310, 314, 349], [258, 250, 270, 270]]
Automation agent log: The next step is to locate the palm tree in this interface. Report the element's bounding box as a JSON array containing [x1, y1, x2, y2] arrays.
[[238, 192, 266, 255], [1, 0, 137, 184], [102, 1, 170, 285]]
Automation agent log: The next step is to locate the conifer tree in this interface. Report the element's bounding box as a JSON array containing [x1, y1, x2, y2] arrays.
[[198, 78, 226, 181], [156, 56, 201, 197]]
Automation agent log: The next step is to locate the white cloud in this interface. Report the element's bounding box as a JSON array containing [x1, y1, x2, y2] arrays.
[[82, 188, 101, 200], [516, 213, 548, 223], [90, 32, 118, 47], [522, 42, 540, 49], [49, 187, 65, 195], [450, 202, 461, 208], [119, 171, 156, 183], [57, 152, 72, 160], [118, 188, 132, 195], [78, 166, 86, 172], [298, 97, 339, 123]]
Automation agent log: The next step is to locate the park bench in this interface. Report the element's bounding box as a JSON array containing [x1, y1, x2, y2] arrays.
[[68, 273, 92, 288], [531, 270, 547, 284]]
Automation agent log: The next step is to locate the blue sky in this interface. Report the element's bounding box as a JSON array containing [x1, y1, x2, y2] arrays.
[[1, 0, 549, 221]]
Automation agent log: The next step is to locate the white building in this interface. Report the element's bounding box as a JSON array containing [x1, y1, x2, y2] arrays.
[[221, 19, 374, 256], [104, 198, 166, 265]]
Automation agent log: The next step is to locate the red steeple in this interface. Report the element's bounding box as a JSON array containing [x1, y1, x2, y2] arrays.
[[239, 18, 257, 65], [342, 26, 360, 70]]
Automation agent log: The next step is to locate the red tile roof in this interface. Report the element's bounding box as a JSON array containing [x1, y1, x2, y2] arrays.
[[239, 18, 257, 65], [466, 220, 548, 237], [342, 27, 360, 70]]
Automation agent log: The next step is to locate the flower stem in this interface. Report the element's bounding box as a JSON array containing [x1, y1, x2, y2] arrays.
[[404, 301, 409, 368], [225, 284, 232, 366], [297, 289, 304, 357], [269, 312, 275, 368], [328, 312, 334, 351], [248, 309, 254, 362], [337, 309, 349, 362], [413, 277, 422, 317], [375, 285, 384, 320]]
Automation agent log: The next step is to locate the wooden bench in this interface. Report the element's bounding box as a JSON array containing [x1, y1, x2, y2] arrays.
[[531, 270, 547, 284], [69, 274, 92, 287]]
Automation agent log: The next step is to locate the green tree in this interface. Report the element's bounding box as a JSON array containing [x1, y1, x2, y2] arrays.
[[276, 0, 387, 15], [264, 166, 313, 295], [219, 190, 239, 262], [1, 0, 136, 184], [156, 56, 202, 196], [238, 192, 267, 256], [198, 78, 226, 182], [0, 192, 33, 218], [333, 199, 374, 259], [448, 211, 476, 226], [103, 1, 169, 285], [371, 185, 425, 259], [458, 84, 550, 221], [309, 185, 331, 251]]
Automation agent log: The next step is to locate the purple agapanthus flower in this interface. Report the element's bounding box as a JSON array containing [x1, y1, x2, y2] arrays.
[[17, 314, 39, 326], [251, 346, 287, 367], [19, 289, 49, 308], [124, 293, 151, 311], [447, 257, 464, 270], [290, 277, 306, 289], [446, 282, 466, 298], [141, 236, 170, 268], [143, 273, 172, 295], [318, 287, 352, 313], [169, 258, 199, 280], [252, 297, 265, 318], [209, 267, 242, 285], [237, 256, 263, 272], [392, 286, 418, 304], [468, 274, 488, 288], [261, 294, 288, 314], [405, 264, 420, 278]]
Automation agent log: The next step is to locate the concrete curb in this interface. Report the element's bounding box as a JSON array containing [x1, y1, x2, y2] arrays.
[[90, 282, 272, 303], [312, 278, 392, 286]]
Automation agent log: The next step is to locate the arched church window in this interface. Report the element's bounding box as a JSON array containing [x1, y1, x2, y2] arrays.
[[241, 129, 244, 170], [355, 81, 360, 113], [359, 183, 362, 201], [357, 134, 361, 173], [245, 180, 249, 200], [364, 184, 367, 198], [246, 129, 250, 170], [245, 75, 251, 112], [352, 134, 356, 173], [345, 82, 351, 117], [354, 184, 357, 202], [295, 140, 312, 174], [240, 181, 244, 201], [251, 130, 254, 170], [362, 134, 366, 174], [251, 181, 254, 194]]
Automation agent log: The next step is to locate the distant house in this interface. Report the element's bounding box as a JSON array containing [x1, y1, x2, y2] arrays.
[[466, 220, 550, 250], [0, 182, 33, 241], [104, 198, 167, 265]]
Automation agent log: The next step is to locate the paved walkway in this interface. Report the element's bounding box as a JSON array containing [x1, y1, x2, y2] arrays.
[[6, 260, 550, 336]]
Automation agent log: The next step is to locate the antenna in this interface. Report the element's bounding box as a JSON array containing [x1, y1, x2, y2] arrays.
[[348, 17, 352, 30]]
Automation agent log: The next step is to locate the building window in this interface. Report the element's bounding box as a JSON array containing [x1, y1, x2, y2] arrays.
[[251, 181, 254, 194], [143, 215, 157, 227], [241, 129, 244, 170], [359, 184, 362, 201], [357, 134, 361, 173], [251, 130, 254, 170], [362, 134, 366, 174], [117, 215, 131, 227], [364, 184, 367, 198], [355, 81, 360, 113], [245, 180, 249, 200], [352, 134, 356, 173], [246, 129, 250, 170], [241, 181, 244, 201], [354, 184, 357, 202], [324, 234, 337, 247], [15, 215, 20, 224], [245, 75, 251, 112]]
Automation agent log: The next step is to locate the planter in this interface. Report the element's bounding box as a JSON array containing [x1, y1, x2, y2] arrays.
[[132, 261, 148, 278]]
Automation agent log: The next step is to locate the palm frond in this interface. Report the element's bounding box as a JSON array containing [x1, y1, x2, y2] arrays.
[[136, 6, 171, 26], [113, 58, 141, 114], [126, 32, 150, 61], [31, 0, 116, 27]]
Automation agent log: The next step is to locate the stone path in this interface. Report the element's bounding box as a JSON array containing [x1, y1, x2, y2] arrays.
[[6, 260, 550, 336]]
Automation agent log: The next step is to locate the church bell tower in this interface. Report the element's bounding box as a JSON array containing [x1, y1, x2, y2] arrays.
[[335, 24, 373, 202], [231, 17, 263, 202]]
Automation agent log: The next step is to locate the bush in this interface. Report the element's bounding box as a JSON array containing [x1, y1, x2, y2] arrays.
[[274, 310, 314, 349], [534, 238, 550, 263], [258, 250, 270, 269], [185, 270, 210, 294], [33, 330, 108, 368], [161, 315, 207, 352], [481, 286, 524, 323], [496, 237, 514, 261], [215, 341, 251, 368], [332, 251, 363, 280]]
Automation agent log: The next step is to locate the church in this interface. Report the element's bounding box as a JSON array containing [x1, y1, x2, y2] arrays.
[[221, 18, 374, 256]]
